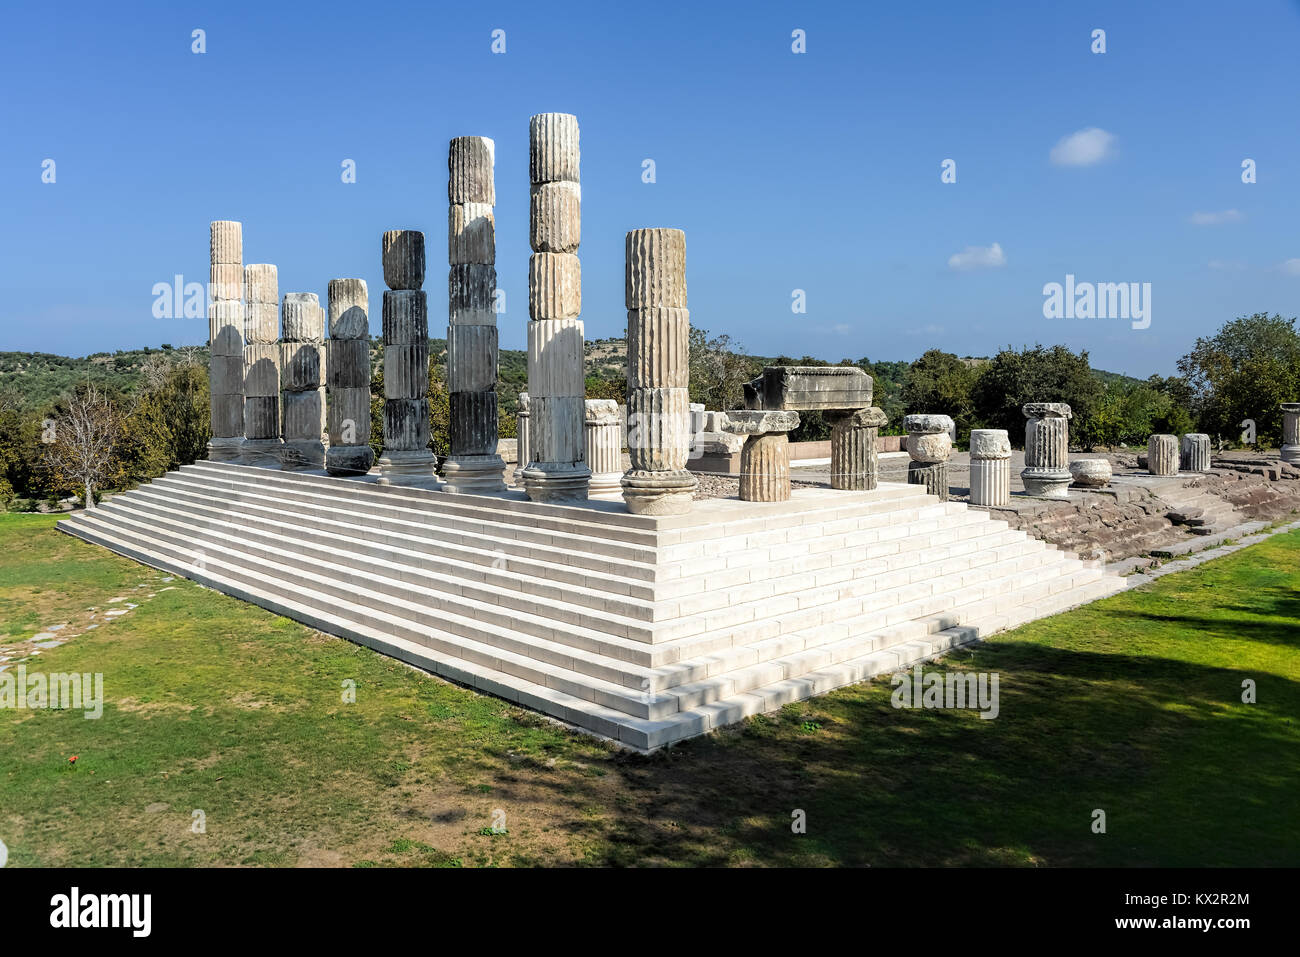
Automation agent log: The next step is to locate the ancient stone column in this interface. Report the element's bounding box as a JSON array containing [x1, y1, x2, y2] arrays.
[[513, 392, 530, 486], [241, 263, 282, 467], [377, 230, 437, 487], [1280, 403, 1300, 464], [1180, 433, 1211, 473], [622, 228, 697, 514], [584, 399, 623, 499], [1021, 403, 1073, 498], [830, 407, 888, 490], [444, 136, 506, 493], [905, 414, 953, 501], [723, 411, 800, 502], [523, 113, 590, 502], [968, 428, 1011, 506], [279, 293, 325, 470], [325, 278, 374, 476], [207, 220, 245, 462], [1147, 434, 1179, 476]]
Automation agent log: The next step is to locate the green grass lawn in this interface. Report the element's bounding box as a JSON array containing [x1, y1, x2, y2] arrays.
[[1, 512, 1296, 867]]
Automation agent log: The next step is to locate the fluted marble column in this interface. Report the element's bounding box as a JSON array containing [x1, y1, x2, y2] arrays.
[[1147, 434, 1179, 476], [1021, 403, 1072, 498], [523, 113, 590, 502], [905, 414, 953, 501], [584, 399, 623, 499], [621, 228, 697, 514], [722, 411, 800, 503], [1281, 403, 1300, 464], [279, 293, 325, 470], [830, 407, 888, 490], [325, 278, 374, 476], [1180, 433, 1211, 473], [241, 263, 282, 467], [968, 428, 1011, 506], [378, 230, 437, 487], [444, 136, 505, 493], [207, 220, 245, 461]]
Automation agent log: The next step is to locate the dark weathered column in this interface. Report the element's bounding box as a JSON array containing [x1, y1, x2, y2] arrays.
[[325, 278, 374, 476], [830, 407, 888, 490], [377, 230, 437, 487], [279, 293, 325, 470], [241, 262, 282, 467], [207, 220, 245, 461]]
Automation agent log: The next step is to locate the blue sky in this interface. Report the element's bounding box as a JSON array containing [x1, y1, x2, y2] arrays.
[[1, 0, 1297, 376]]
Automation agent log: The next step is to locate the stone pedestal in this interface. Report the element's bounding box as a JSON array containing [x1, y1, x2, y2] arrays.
[[325, 278, 374, 476], [1280, 404, 1300, 464], [1180, 433, 1211, 473], [968, 429, 1011, 506], [525, 113, 590, 502], [622, 228, 696, 514], [1147, 434, 1179, 476], [378, 231, 437, 488], [584, 400, 623, 499], [723, 410, 800, 503], [830, 407, 888, 490], [207, 221, 245, 462], [1021, 403, 1072, 499], [278, 292, 325, 470], [513, 392, 530, 486], [444, 136, 506, 494], [1070, 459, 1112, 488], [905, 413, 954, 501]]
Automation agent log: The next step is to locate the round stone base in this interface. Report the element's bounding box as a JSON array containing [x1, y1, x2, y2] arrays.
[[207, 437, 244, 462], [239, 438, 283, 469], [326, 444, 375, 477], [588, 471, 624, 500], [521, 463, 592, 503], [1280, 445, 1300, 465], [1022, 468, 1072, 498], [442, 454, 507, 494], [1069, 458, 1112, 488], [621, 469, 696, 515], [377, 449, 439, 488], [279, 439, 325, 471]]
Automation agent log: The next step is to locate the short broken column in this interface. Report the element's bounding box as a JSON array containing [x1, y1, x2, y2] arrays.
[[968, 428, 1011, 506], [830, 407, 888, 490], [723, 411, 801, 502], [207, 220, 245, 462], [444, 136, 506, 493], [279, 293, 326, 470], [325, 278, 374, 476], [905, 414, 953, 501], [1280, 403, 1300, 464], [523, 113, 590, 502], [622, 227, 697, 514], [1147, 434, 1179, 476], [513, 392, 530, 486], [1021, 403, 1073, 498], [584, 399, 623, 499], [1070, 459, 1112, 488], [377, 230, 437, 487], [242, 262, 282, 467], [1180, 433, 1211, 473]]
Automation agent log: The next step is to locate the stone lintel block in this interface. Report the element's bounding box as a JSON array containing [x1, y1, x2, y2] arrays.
[[327, 278, 369, 339], [382, 290, 428, 344], [449, 391, 499, 456], [244, 264, 278, 304], [720, 409, 800, 436], [447, 324, 498, 393], [530, 182, 580, 253], [383, 398, 430, 451], [281, 389, 323, 441], [243, 395, 280, 440], [209, 263, 244, 302], [626, 307, 689, 390], [209, 354, 245, 395], [625, 228, 686, 310], [327, 338, 371, 390], [528, 253, 581, 320], [529, 113, 579, 185], [383, 343, 429, 399], [282, 293, 324, 342], [243, 343, 280, 396], [743, 365, 873, 412], [382, 230, 426, 290], [448, 264, 497, 325], [448, 136, 496, 205], [903, 413, 954, 435], [1023, 402, 1072, 419], [449, 203, 496, 265], [327, 387, 371, 443], [526, 318, 584, 397], [244, 301, 279, 344], [280, 342, 322, 391], [969, 428, 1012, 459], [210, 220, 242, 265]]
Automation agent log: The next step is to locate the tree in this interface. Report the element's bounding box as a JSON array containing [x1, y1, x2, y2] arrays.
[[688, 328, 762, 411], [1177, 313, 1300, 446], [901, 350, 978, 442], [43, 382, 123, 510], [971, 344, 1103, 440]]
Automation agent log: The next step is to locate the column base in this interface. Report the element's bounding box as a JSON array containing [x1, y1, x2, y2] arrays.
[[1281, 445, 1300, 465], [621, 469, 696, 515], [279, 440, 326, 471], [1021, 468, 1072, 499], [588, 471, 624, 500], [377, 449, 439, 488], [442, 454, 507, 494], [240, 438, 283, 469], [207, 437, 245, 462], [326, 445, 376, 477], [522, 462, 591, 503]]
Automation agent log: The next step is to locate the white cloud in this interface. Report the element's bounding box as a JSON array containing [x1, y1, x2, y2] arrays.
[[1207, 259, 1246, 272], [1049, 127, 1117, 166], [947, 242, 1006, 271], [1281, 258, 1300, 276], [1190, 209, 1244, 225]]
